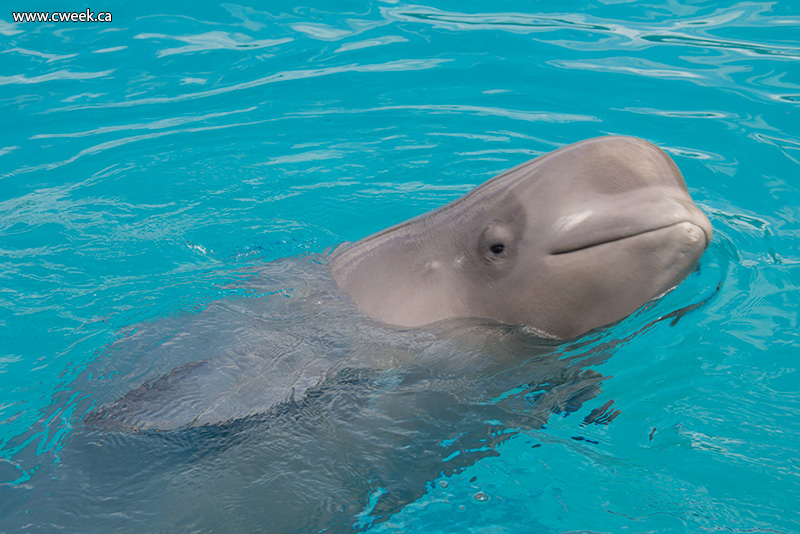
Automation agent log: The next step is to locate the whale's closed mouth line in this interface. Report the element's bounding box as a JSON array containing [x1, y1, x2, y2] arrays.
[[550, 221, 704, 255]]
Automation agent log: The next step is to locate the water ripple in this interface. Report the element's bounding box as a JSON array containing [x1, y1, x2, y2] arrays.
[[0, 70, 114, 86], [334, 35, 408, 54], [30, 107, 257, 139], [382, 3, 800, 59], [294, 104, 599, 123], [134, 31, 293, 58], [0, 19, 22, 36], [2, 47, 78, 63], [43, 58, 451, 112], [2, 120, 270, 178], [552, 58, 703, 80]]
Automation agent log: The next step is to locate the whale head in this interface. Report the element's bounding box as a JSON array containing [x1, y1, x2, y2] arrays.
[[330, 136, 712, 339]]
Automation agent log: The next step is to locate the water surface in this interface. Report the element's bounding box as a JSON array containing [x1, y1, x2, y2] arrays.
[[1, 1, 799, 532]]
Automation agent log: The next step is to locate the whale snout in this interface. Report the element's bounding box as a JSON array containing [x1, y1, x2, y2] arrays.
[[681, 221, 705, 247], [685, 208, 713, 249], [548, 191, 712, 257], [661, 203, 713, 261]]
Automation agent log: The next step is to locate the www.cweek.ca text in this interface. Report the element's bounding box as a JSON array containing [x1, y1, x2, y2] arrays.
[[12, 9, 112, 23]]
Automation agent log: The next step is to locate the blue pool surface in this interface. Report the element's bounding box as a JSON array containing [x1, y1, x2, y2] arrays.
[[1, 1, 799, 532]]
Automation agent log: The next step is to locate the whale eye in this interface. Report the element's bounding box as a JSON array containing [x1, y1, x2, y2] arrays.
[[478, 219, 515, 264]]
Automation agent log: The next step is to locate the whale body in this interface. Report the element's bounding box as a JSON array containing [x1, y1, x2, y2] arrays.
[[87, 136, 712, 433], [54, 136, 717, 533]]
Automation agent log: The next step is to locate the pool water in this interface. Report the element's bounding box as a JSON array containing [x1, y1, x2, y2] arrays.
[[2, 0, 799, 532]]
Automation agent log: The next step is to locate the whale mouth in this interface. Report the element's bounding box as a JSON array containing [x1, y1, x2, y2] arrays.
[[550, 220, 710, 255]]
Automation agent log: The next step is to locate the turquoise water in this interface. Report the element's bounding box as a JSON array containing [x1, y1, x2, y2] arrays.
[[2, 0, 799, 532]]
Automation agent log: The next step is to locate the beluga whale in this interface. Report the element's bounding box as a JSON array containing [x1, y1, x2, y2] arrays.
[[85, 135, 712, 434], [62, 135, 714, 532], [330, 135, 712, 339]]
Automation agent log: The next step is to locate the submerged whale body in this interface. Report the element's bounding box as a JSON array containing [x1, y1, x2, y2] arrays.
[[56, 136, 715, 533]]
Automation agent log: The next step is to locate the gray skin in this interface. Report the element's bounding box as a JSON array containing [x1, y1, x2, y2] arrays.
[[330, 136, 713, 339]]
